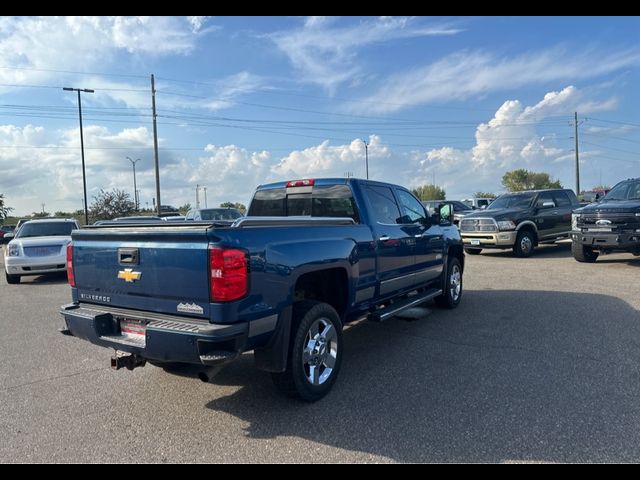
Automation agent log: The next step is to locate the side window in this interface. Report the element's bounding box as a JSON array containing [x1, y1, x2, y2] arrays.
[[363, 185, 402, 224], [536, 192, 555, 208], [395, 189, 427, 224], [553, 191, 571, 208], [185, 210, 194, 220], [311, 185, 359, 222], [248, 188, 286, 216]]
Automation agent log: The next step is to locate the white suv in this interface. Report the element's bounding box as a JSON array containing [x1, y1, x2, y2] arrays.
[[4, 219, 79, 284]]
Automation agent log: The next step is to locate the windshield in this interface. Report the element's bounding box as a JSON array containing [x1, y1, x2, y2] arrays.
[[17, 222, 76, 238], [488, 193, 535, 210], [604, 181, 640, 201]]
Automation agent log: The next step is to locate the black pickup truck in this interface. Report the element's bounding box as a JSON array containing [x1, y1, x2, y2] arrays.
[[459, 189, 579, 257], [571, 178, 640, 262]]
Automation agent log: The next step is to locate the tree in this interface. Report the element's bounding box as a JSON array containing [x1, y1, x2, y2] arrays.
[[501, 169, 562, 192], [0, 193, 14, 220], [31, 211, 50, 218], [220, 202, 247, 214], [89, 189, 135, 221], [411, 184, 446, 201], [473, 191, 497, 199], [178, 203, 192, 215]]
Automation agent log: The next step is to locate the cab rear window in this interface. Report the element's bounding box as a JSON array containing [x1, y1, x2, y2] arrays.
[[249, 185, 359, 222]]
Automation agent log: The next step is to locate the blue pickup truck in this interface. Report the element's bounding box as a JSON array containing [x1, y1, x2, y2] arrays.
[[61, 178, 464, 401]]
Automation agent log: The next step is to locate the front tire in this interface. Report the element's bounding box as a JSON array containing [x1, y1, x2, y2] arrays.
[[572, 242, 599, 263], [435, 257, 463, 309], [464, 248, 482, 255], [272, 301, 343, 402], [513, 230, 535, 258]]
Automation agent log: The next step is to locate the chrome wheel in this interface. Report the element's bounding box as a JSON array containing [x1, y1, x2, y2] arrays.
[[520, 235, 533, 255], [302, 317, 338, 386], [449, 264, 461, 302]]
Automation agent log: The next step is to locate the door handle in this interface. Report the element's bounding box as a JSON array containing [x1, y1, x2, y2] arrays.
[[379, 235, 390, 242]]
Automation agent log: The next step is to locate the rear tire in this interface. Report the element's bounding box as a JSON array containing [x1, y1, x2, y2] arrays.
[[5, 272, 20, 284], [435, 257, 463, 309], [572, 242, 599, 263], [272, 301, 343, 402]]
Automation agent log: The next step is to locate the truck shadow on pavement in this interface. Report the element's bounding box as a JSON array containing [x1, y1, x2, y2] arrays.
[[204, 290, 640, 463]]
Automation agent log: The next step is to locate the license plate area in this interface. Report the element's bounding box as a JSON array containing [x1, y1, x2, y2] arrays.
[[470, 239, 481, 246], [117, 317, 147, 347], [587, 227, 612, 232]]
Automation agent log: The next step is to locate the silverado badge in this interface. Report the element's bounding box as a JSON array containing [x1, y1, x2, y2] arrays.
[[118, 268, 142, 283]]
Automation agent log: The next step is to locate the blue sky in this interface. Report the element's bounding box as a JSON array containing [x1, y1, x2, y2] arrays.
[[1, 16, 639, 216]]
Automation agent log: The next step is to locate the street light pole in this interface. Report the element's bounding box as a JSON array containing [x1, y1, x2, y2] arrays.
[[64, 87, 94, 225], [203, 186, 208, 208], [126, 157, 141, 210], [361, 138, 369, 179]]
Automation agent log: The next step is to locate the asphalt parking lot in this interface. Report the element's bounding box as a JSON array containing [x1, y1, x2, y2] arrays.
[[1, 242, 639, 463]]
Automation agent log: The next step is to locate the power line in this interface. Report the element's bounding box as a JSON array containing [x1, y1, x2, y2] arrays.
[[0, 65, 148, 79]]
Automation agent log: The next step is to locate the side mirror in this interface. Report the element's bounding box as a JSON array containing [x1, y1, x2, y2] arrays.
[[439, 204, 453, 224], [542, 201, 555, 209], [3, 233, 14, 244]]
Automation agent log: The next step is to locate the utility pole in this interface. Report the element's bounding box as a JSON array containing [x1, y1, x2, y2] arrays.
[[195, 184, 200, 208], [151, 74, 161, 215], [574, 111, 580, 196], [203, 186, 208, 208], [63, 87, 94, 225]]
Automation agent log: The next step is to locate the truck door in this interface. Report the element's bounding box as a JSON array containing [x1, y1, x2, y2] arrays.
[[534, 191, 560, 240], [552, 190, 574, 235], [395, 189, 444, 284], [362, 185, 417, 296]]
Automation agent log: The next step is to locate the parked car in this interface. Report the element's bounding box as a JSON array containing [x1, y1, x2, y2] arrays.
[[581, 189, 610, 204], [462, 198, 493, 210], [572, 178, 640, 262], [459, 189, 579, 257], [4, 218, 80, 284], [61, 178, 464, 402], [185, 207, 243, 221], [1, 225, 16, 244]]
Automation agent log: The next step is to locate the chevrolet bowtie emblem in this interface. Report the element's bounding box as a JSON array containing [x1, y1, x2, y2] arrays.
[[118, 268, 142, 283]]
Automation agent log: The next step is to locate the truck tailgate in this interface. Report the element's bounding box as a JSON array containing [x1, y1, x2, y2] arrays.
[[72, 225, 212, 317]]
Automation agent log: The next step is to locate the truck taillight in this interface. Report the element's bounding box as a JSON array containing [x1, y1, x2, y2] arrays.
[[66, 242, 75, 287], [286, 179, 315, 187], [209, 247, 248, 302]]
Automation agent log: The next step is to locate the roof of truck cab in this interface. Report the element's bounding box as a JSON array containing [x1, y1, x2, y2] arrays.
[[255, 177, 411, 191]]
